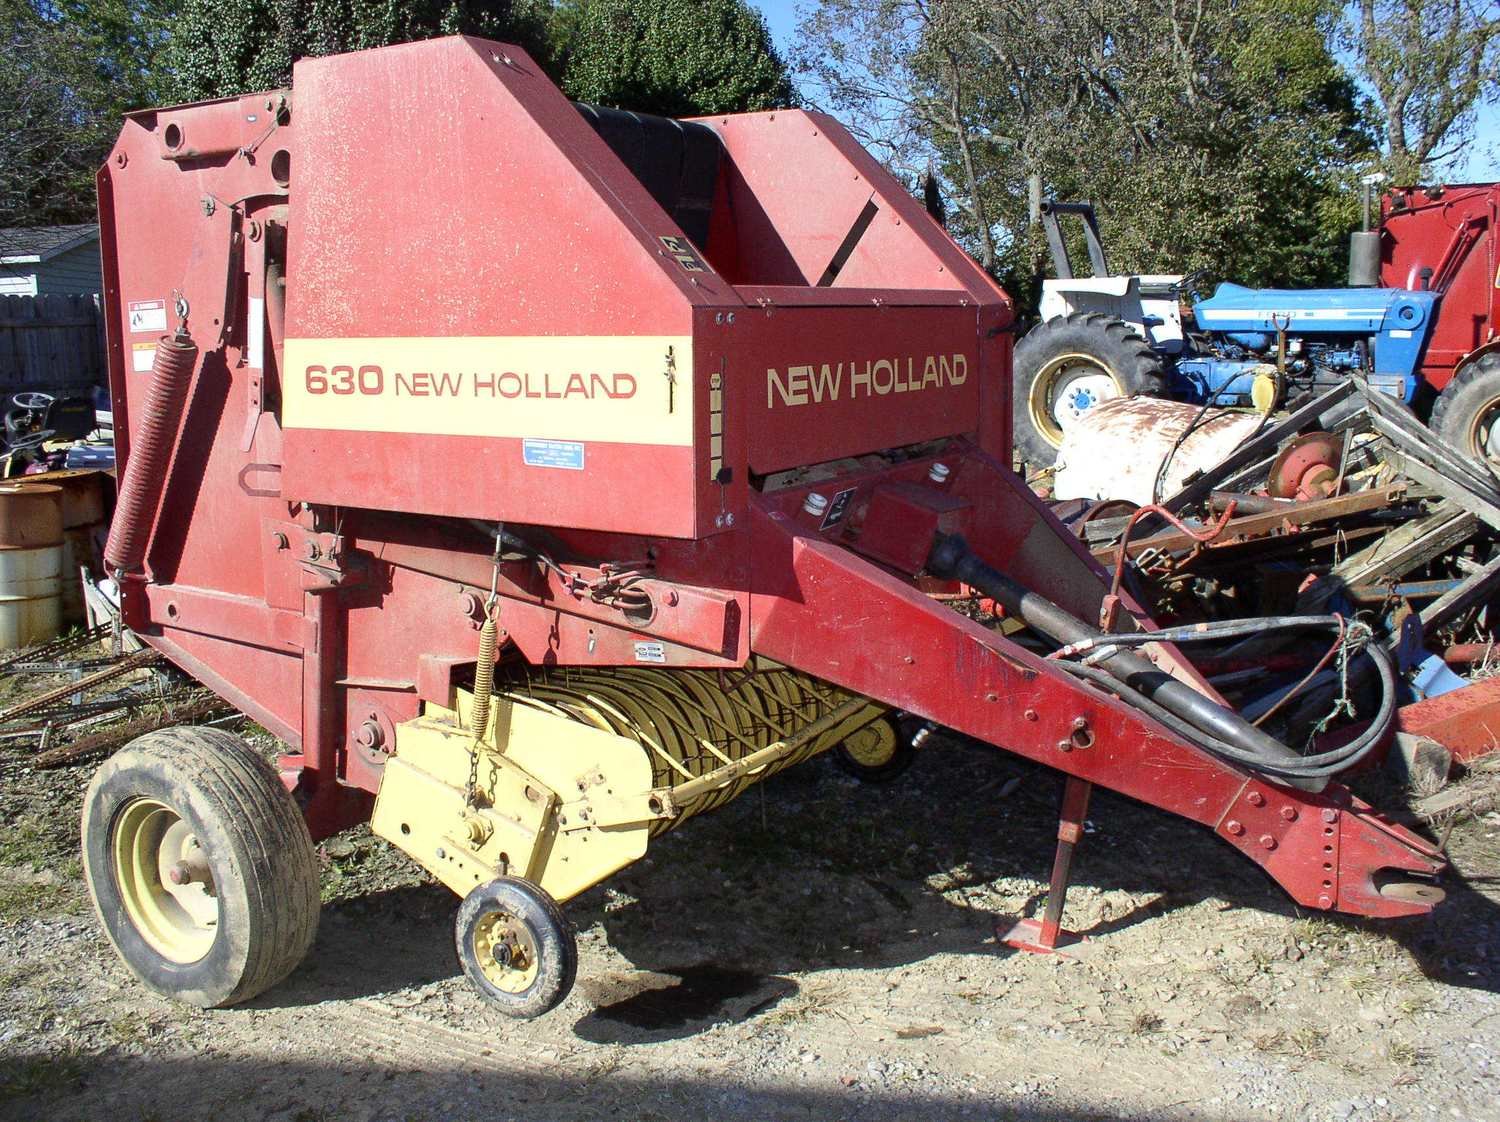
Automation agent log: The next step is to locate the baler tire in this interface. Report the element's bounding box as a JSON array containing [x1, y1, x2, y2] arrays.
[[1431, 352, 1500, 464], [1013, 313, 1165, 469], [832, 716, 917, 784], [81, 726, 321, 1008], [456, 877, 576, 1019]]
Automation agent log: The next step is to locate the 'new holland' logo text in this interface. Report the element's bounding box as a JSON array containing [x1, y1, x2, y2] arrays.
[[766, 354, 968, 408]]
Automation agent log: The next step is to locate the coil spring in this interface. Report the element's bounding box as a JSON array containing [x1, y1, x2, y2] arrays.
[[499, 660, 882, 834], [104, 332, 198, 572]]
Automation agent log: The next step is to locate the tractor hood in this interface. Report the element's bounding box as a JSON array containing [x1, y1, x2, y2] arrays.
[[1194, 282, 1437, 339]]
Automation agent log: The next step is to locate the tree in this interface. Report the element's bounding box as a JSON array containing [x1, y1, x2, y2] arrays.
[[0, 0, 168, 226], [1345, 0, 1500, 179], [167, 0, 558, 102], [795, 1, 998, 268], [797, 0, 1372, 308], [560, 0, 792, 116]]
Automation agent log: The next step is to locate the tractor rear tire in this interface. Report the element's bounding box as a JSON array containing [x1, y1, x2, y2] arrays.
[[82, 726, 321, 1008], [1013, 312, 1166, 469], [1431, 351, 1500, 464]]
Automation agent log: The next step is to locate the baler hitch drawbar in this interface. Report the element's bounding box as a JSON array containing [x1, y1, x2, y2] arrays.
[[85, 34, 1447, 1019]]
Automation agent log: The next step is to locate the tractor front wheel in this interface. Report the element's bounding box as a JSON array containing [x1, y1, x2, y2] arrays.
[[1013, 312, 1165, 469], [81, 726, 321, 1007], [1431, 352, 1500, 465]]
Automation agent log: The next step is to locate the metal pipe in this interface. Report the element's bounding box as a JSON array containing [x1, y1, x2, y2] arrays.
[[927, 534, 1320, 783]]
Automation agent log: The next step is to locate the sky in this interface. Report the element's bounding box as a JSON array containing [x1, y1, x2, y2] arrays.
[[746, 0, 1498, 181]]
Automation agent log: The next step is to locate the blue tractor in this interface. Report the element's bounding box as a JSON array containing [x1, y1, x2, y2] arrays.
[[1012, 193, 1491, 469]]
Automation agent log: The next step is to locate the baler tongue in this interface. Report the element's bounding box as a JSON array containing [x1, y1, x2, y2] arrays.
[[88, 34, 1445, 1019]]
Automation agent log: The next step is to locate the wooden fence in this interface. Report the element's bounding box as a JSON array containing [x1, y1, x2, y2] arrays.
[[0, 294, 106, 399]]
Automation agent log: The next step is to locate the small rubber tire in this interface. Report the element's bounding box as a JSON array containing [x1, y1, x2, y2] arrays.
[[1013, 312, 1166, 468], [81, 726, 321, 1008], [456, 877, 577, 1018], [1431, 351, 1500, 463], [833, 716, 918, 784]]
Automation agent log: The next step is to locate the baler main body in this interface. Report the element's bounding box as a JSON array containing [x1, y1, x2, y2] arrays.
[[96, 37, 1445, 1011]]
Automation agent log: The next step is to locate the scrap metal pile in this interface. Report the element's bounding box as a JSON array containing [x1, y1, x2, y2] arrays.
[[1053, 380, 1500, 804]]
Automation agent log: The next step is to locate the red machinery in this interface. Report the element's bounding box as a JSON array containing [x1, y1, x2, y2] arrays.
[[86, 36, 1444, 1018], [1381, 183, 1500, 451]]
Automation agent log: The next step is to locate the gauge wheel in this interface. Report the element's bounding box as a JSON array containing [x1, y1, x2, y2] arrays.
[[1013, 312, 1166, 468], [81, 726, 320, 1008], [456, 876, 577, 1018], [1431, 352, 1500, 465], [833, 715, 918, 784]]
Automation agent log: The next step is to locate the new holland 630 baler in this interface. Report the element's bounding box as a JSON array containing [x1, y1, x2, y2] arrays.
[[85, 36, 1444, 1016]]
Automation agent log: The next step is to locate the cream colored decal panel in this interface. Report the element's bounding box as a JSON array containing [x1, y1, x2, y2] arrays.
[[283, 336, 693, 446]]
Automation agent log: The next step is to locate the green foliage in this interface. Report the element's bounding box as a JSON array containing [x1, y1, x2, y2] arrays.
[[165, 0, 791, 117], [799, 0, 1376, 312], [560, 0, 792, 116], [0, 0, 168, 225], [166, 0, 558, 101]]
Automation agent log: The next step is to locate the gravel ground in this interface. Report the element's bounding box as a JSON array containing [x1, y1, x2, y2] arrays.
[[0, 723, 1497, 1122]]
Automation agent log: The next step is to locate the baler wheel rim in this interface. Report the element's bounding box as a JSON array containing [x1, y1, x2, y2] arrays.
[[470, 909, 541, 994], [456, 877, 576, 1019], [833, 716, 917, 785], [840, 720, 899, 768], [109, 797, 219, 964]]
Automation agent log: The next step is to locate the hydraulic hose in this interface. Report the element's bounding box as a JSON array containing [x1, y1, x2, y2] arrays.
[[927, 534, 1369, 788]]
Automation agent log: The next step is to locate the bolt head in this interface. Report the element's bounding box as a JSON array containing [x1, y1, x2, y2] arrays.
[[1317, 893, 1333, 908], [114, 151, 128, 167], [1226, 819, 1245, 836], [165, 862, 192, 886], [1280, 806, 1298, 822], [1321, 808, 1339, 824], [1071, 716, 1089, 732], [1247, 791, 1266, 807], [1056, 739, 1072, 753], [1260, 834, 1277, 850], [1024, 709, 1038, 721]]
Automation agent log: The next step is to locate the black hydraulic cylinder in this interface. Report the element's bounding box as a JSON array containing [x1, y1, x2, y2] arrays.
[[927, 534, 1318, 781]]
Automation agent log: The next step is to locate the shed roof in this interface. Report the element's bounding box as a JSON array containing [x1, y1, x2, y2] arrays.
[[0, 224, 100, 265]]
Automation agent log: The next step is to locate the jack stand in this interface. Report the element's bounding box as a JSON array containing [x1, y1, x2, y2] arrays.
[[1000, 775, 1092, 956]]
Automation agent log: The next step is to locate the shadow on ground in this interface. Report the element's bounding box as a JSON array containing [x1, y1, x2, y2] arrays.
[[257, 735, 1500, 1039], [0, 1052, 1257, 1122]]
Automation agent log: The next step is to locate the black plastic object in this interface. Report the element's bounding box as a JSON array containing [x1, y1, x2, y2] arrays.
[[573, 102, 722, 250]]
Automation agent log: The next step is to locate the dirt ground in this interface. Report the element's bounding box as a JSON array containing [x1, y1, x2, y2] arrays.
[[0, 723, 1498, 1122]]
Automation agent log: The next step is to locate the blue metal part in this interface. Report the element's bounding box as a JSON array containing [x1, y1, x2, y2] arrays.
[[1192, 283, 1438, 401]]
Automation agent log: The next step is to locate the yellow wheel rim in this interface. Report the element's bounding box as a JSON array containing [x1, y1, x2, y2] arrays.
[[471, 909, 541, 994], [110, 798, 219, 964], [1026, 352, 1124, 448], [842, 721, 898, 768]]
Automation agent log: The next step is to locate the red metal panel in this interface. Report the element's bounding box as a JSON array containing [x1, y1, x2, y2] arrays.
[[1397, 676, 1500, 762], [1381, 183, 1498, 391], [735, 303, 985, 473], [283, 431, 701, 536]]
